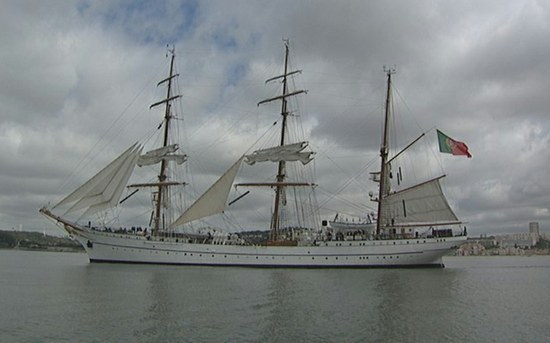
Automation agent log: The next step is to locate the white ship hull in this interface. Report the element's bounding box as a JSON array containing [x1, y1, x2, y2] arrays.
[[70, 227, 466, 268], [40, 52, 471, 270]]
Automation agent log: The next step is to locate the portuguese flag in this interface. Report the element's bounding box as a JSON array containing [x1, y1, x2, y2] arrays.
[[437, 129, 472, 158]]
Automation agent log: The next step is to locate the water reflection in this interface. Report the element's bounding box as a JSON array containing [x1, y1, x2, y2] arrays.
[[3, 251, 550, 342], [371, 269, 464, 342]]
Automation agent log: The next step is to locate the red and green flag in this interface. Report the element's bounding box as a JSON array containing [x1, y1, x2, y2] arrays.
[[437, 129, 472, 158]]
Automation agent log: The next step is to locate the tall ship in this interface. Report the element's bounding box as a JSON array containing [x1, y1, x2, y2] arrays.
[[41, 44, 467, 267]]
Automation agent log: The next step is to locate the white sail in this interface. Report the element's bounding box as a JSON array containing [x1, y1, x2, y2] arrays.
[[53, 143, 142, 217], [245, 141, 313, 165], [171, 156, 245, 227], [380, 176, 459, 226]]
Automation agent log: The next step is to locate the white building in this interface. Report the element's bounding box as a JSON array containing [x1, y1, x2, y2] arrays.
[[496, 222, 542, 249]]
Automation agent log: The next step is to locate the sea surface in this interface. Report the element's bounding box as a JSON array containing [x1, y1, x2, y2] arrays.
[[1, 250, 549, 342]]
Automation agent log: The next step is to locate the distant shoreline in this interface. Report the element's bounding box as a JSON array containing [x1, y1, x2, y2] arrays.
[[0, 230, 84, 252], [1, 246, 84, 253]]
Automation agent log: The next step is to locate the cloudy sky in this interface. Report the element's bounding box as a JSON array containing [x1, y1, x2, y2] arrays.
[[2, 0, 549, 236]]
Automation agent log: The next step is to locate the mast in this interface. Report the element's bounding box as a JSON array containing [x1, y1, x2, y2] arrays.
[[376, 68, 395, 236], [271, 42, 290, 242], [257, 41, 306, 242], [150, 48, 181, 234]]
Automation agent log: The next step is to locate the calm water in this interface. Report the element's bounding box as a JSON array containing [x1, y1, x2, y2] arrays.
[[1, 250, 549, 342]]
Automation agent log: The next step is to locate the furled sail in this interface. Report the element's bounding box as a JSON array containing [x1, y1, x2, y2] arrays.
[[137, 144, 187, 166], [171, 156, 245, 227], [53, 143, 143, 217], [144, 144, 178, 157], [137, 154, 187, 166], [245, 141, 314, 165], [380, 176, 459, 227]]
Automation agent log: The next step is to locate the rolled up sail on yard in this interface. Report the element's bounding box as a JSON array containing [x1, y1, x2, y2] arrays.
[[137, 144, 187, 166], [244, 141, 314, 165]]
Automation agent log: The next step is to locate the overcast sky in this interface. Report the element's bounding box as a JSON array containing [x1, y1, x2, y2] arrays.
[[2, 0, 549, 236]]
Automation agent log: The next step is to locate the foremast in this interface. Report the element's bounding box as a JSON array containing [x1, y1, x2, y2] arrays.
[[257, 41, 307, 242], [149, 48, 182, 235]]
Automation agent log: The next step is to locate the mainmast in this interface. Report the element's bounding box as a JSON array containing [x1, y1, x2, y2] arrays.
[[376, 68, 395, 236], [150, 48, 182, 234], [257, 41, 307, 242]]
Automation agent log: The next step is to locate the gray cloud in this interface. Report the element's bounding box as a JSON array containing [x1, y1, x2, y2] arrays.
[[1, 0, 549, 236]]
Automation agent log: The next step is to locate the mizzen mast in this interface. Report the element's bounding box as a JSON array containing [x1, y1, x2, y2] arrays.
[[257, 41, 307, 242], [376, 67, 395, 236]]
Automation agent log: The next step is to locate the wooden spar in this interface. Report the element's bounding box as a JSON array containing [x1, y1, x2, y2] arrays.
[[127, 181, 186, 188], [384, 175, 446, 196], [39, 207, 86, 234], [376, 68, 395, 236], [157, 73, 179, 87], [119, 189, 139, 204], [265, 70, 302, 84], [228, 191, 250, 206], [257, 90, 307, 107], [235, 182, 316, 187], [386, 132, 425, 165], [149, 95, 182, 109]]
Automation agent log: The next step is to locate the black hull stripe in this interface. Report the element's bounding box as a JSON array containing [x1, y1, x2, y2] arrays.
[[89, 258, 444, 269]]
